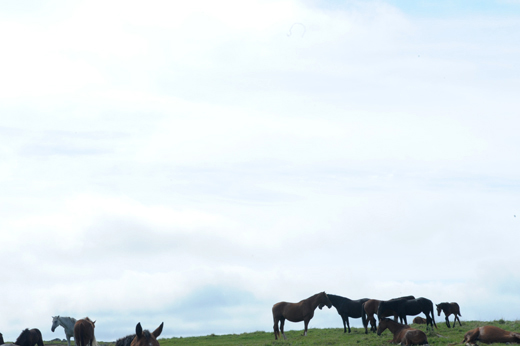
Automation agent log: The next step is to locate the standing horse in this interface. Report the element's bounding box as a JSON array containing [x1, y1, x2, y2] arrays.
[[14, 329, 44, 346], [272, 291, 332, 340], [115, 322, 163, 346], [436, 302, 462, 328], [362, 296, 415, 334], [74, 318, 97, 346], [51, 316, 77, 346], [378, 297, 437, 330], [462, 326, 520, 344], [377, 318, 428, 345], [328, 294, 370, 333]]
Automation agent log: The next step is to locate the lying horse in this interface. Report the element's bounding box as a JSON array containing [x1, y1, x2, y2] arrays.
[[115, 322, 163, 346], [413, 316, 427, 324], [462, 325, 520, 344], [437, 302, 462, 328], [15, 329, 44, 346], [377, 318, 428, 345], [378, 297, 437, 330], [74, 317, 97, 346], [327, 294, 369, 333], [272, 291, 332, 340], [362, 296, 415, 334]]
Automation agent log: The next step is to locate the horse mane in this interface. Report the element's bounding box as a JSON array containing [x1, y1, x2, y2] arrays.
[[15, 329, 31, 346], [115, 331, 154, 346]]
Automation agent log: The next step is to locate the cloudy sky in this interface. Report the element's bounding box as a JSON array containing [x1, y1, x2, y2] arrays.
[[1, 0, 520, 341]]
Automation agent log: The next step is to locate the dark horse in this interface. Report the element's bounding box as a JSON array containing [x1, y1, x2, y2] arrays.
[[328, 294, 370, 333], [74, 317, 96, 346], [15, 329, 44, 346], [362, 296, 415, 334], [378, 297, 437, 330], [436, 302, 461, 328], [272, 291, 332, 340], [115, 323, 163, 346], [377, 318, 428, 345]]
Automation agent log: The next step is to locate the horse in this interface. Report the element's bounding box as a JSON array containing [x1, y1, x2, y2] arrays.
[[272, 291, 332, 340], [462, 326, 520, 345], [73, 317, 97, 346], [436, 302, 462, 328], [51, 316, 77, 346], [412, 316, 427, 324], [0, 333, 4, 345], [362, 296, 415, 334], [327, 294, 370, 333], [14, 329, 44, 346], [378, 297, 437, 330], [377, 318, 428, 345], [115, 322, 163, 346]]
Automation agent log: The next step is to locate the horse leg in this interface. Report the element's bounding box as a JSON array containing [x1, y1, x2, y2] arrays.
[[303, 319, 310, 336], [346, 316, 351, 333], [273, 318, 279, 340], [280, 318, 287, 340], [370, 316, 377, 332], [342, 316, 347, 333], [456, 314, 462, 327], [67, 336, 71, 346], [445, 314, 451, 328]]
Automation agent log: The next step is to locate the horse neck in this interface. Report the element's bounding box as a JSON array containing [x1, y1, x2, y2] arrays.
[[384, 320, 405, 334]]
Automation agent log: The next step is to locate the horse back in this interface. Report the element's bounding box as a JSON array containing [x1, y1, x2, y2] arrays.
[[402, 328, 428, 345]]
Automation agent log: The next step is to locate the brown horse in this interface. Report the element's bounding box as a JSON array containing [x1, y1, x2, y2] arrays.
[[462, 326, 520, 344], [272, 291, 332, 340], [437, 302, 462, 328], [413, 316, 427, 324], [362, 296, 415, 334], [14, 329, 44, 346], [377, 318, 428, 345], [115, 322, 164, 346], [74, 318, 97, 346]]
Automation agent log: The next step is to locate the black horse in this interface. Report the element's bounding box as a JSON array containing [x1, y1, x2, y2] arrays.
[[436, 302, 462, 328], [378, 297, 437, 330], [328, 294, 370, 333], [15, 329, 44, 346]]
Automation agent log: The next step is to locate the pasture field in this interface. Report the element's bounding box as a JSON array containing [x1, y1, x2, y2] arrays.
[[155, 320, 520, 346], [40, 320, 520, 346]]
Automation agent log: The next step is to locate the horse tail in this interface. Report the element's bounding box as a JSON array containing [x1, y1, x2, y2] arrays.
[[361, 302, 368, 333], [430, 302, 438, 329]]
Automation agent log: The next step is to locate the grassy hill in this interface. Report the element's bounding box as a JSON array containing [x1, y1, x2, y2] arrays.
[[157, 320, 520, 346], [42, 320, 520, 346]]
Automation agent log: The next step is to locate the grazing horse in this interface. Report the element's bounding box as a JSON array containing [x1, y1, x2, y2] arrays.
[[462, 326, 520, 344], [327, 294, 370, 333], [377, 318, 428, 345], [378, 297, 437, 330], [15, 329, 44, 346], [412, 316, 427, 324], [362, 296, 415, 334], [436, 302, 462, 328], [115, 322, 164, 346], [74, 318, 97, 346], [272, 291, 332, 340], [51, 316, 77, 346]]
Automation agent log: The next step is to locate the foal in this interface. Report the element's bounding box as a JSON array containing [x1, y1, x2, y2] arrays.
[[377, 318, 428, 345]]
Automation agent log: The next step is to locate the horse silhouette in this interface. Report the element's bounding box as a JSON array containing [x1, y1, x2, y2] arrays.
[[328, 294, 370, 333]]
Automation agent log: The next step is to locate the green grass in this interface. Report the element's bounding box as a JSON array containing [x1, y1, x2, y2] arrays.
[[155, 320, 520, 346]]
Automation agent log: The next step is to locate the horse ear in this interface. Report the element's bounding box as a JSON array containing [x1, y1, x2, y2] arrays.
[[136, 323, 143, 338], [152, 323, 164, 338]]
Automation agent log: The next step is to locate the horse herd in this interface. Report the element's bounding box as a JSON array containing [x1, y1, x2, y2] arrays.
[[272, 292, 520, 345], [1, 317, 163, 346]]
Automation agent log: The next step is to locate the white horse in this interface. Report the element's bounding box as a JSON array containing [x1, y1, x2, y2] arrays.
[[51, 316, 77, 346]]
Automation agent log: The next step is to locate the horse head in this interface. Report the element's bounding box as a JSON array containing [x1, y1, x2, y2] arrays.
[[130, 323, 163, 346], [318, 292, 332, 310], [52, 316, 60, 332]]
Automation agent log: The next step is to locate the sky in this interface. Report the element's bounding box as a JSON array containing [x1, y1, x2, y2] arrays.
[[1, 0, 520, 341]]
